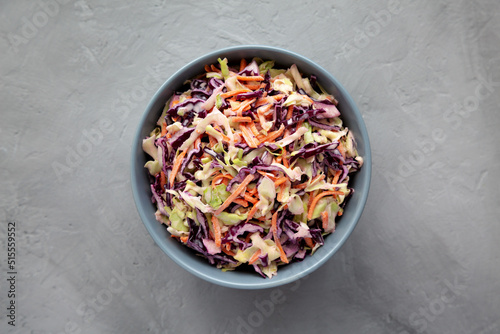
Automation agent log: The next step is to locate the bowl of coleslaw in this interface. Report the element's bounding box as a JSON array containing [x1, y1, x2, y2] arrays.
[[131, 45, 371, 289]]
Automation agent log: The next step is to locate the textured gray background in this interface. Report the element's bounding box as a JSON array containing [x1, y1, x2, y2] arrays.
[[1, 0, 500, 333]]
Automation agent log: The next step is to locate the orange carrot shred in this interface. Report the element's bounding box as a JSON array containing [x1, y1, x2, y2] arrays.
[[211, 216, 222, 247], [249, 122, 260, 137], [337, 141, 346, 159], [310, 174, 325, 185], [243, 193, 259, 205], [304, 237, 315, 248], [248, 187, 258, 195], [271, 94, 286, 101], [277, 183, 286, 202], [240, 58, 247, 72], [169, 150, 187, 187], [211, 174, 233, 189], [243, 82, 262, 90], [160, 171, 166, 189], [307, 190, 344, 220], [222, 243, 236, 257], [257, 171, 278, 181], [282, 147, 289, 168], [215, 174, 254, 216], [233, 198, 249, 207], [161, 121, 167, 136], [248, 249, 262, 264], [180, 236, 188, 244], [240, 125, 259, 148], [286, 105, 294, 120], [332, 170, 342, 184], [236, 75, 265, 81], [221, 89, 251, 99], [230, 116, 252, 123], [321, 211, 329, 230], [274, 177, 288, 187], [271, 212, 289, 263], [260, 124, 284, 143], [245, 201, 261, 222], [210, 64, 220, 73]]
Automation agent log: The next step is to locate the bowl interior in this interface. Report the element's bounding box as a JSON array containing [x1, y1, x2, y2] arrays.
[[131, 45, 371, 289]]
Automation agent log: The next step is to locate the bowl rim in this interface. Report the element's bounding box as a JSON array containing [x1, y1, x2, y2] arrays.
[[131, 44, 372, 289]]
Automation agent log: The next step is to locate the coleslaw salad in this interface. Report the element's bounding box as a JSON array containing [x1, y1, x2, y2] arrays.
[[142, 57, 363, 278]]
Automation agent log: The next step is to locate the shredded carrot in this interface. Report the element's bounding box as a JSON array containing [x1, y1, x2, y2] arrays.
[[222, 243, 236, 256], [307, 190, 317, 209], [211, 173, 233, 189], [161, 121, 167, 136], [249, 122, 260, 137], [282, 147, 289, 168], [240, 125, 259, 148], [304, 237, 315, 248], [234, 98, 256, 115], [274, 176, 288, 187], [307, 190, 344, 220], [245, 200, 261, 222], [243, 82, 259, 90], [321, 211, 329, 230], [337, 141, 346, 159], [240, 58, 247, 72], [338, 210, 343, 217], [294, 182, 309, 190], [221, 177, 230, 187], [257, 171, 278, 181], [255, 97, 271, 108], [221, 89, 251, 99], [248, 187, 258, 195], [160, 171, 166, 189], [210, 64, 221, 73], [233, 198, 249, 207], [180, 236, 188, 244], [204, 64, 211, 72], [271, 212, 289, 263], [270, 94, 286, 101], [277, 183, 286, 202], [169, 150, 187, 187], [211, 216, 222, 247], [332, 170, 341, 184], [236, 75, 265, 81], [230, 116, 252, 123], [248, 249, 262, 265], [310, 174, 325, 185], [286, 105, 294, 120], [256, 104, 272, 116], [259, 124, 284, 143], [194, 135, 201, 148], [215, 174, 254, 216], [243, 192, 259, 204]]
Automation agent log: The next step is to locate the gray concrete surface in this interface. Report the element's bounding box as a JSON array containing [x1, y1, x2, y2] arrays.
[[1, 1, 500, 333]]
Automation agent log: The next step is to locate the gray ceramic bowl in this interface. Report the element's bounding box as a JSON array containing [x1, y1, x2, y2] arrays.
[[131, 45, 371, 289]]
